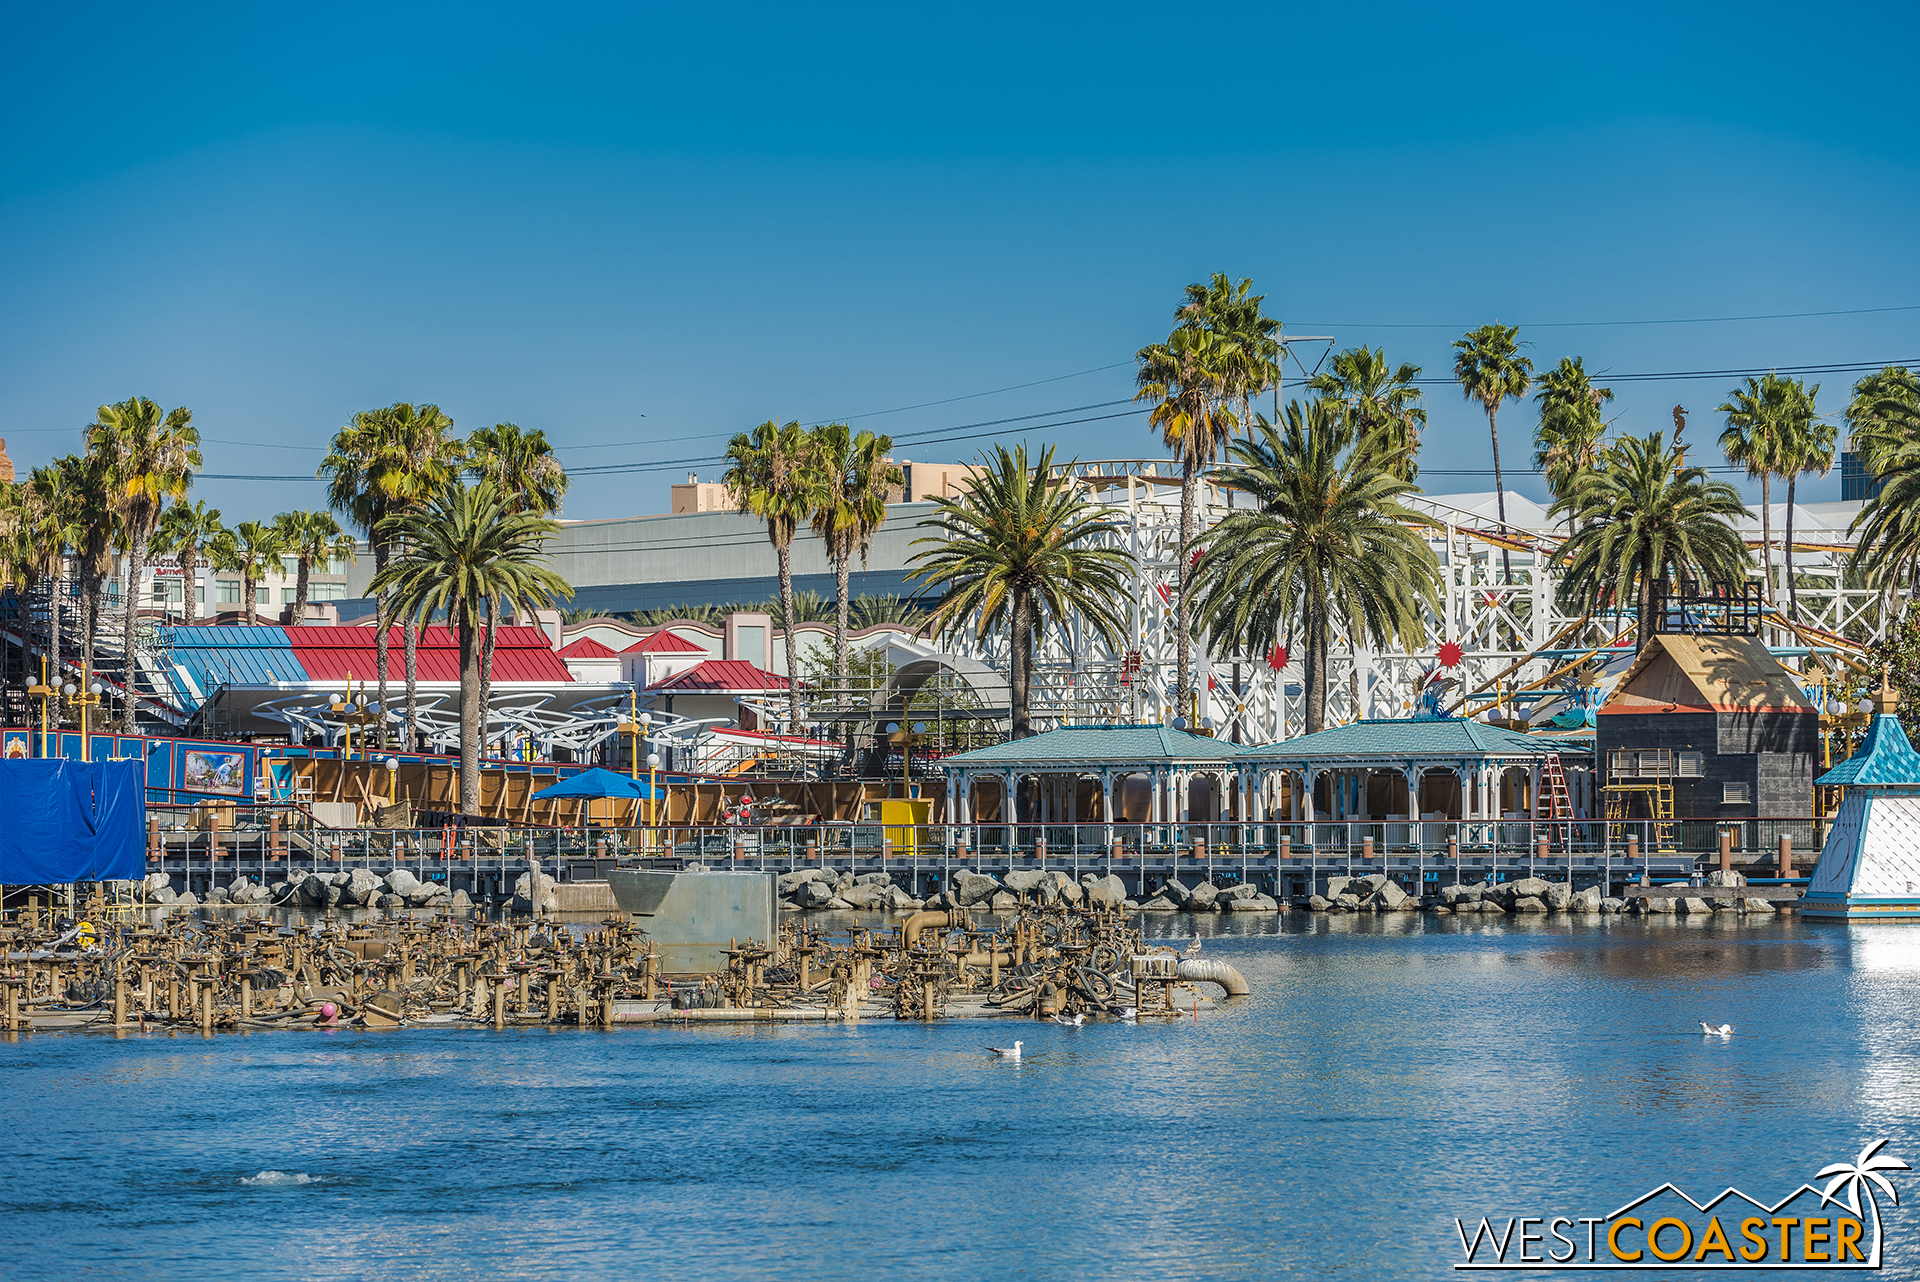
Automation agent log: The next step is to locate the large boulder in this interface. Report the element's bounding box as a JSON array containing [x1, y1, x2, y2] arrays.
[[777, 868, 829, 896], [1138, 896, 1178, 912], [792, 879, 837, 909], [449, 889, 471, 909], [1080, 874, 1127, 909], [144, 872, 172, 897], [1568, 885, 1602, 912], [954, 871, 1001, 906], [1511, 896, 1548, 913], [839, 883, 886, 910], [854, 871, 893, 887], [1599, 896, 1624, 913], [385, 869, 422, 899], [206, 886, 230, 904], [1187, 882, 1220, 912], [1306, 894, 1331, 911], [832, 872, 856, 896], [1508, 876, 1551, 901], [1704, 868, 1747, 887], [300, 873, 332, 907], [339, 868, 381, 907], [1744, 896, 1776, 915], [511, 869, 557, 915], [1219, 884, 1260, 902], [1643, 894, 1676, 914], [1229, 894, 1280, 912], [175, 890, 199, 907], [1478, 898, 1507, 915], [1003, 869, 1049, 894], [1158, 877, 1191, 906], [1678, 896, 1712, 915], [1045, 871, 1083, 904], [988, 890, 1019, 912], [1371, 881, 1411, 911], [885, 885, 921, 912], [1542, 882, 1573, 911]]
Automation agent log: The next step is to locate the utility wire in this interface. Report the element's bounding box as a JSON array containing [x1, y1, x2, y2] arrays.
[[1299, 304, 1920, 329]]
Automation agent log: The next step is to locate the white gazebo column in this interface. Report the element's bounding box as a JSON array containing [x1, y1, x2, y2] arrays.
[[1302, 768, 1318, 824], [945, 774, 958, 846], [1101, 770, 1115, 847]]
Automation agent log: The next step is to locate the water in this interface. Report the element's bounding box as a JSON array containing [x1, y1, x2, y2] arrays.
[[6, 914, 1920, 1280]]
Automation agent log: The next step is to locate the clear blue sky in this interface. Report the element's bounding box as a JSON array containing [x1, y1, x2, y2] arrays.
[[4, 2, 1917, 524]]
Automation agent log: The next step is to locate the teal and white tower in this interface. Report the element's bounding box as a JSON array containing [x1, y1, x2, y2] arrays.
[[1802, 680, 1920, 921]]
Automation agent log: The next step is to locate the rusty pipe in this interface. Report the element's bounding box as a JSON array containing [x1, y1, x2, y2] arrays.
[[1176, 958, 1250, 997], [901, 910, 951, 948]]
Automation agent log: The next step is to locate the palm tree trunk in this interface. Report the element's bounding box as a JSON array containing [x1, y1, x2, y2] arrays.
[[373, 542, 389, 750], [480, 594, 498, 756], [119, 524, 147, 731], [404, 619, 419, 753], [1488, 404, 1512, 583], [1176, 461, 1198, 711], [1303, 606, 1328, 735], [776, 540, 800, 729], [1011, 589, 1032, 739], [294, 553, 311, 622], [833, 547, 851, 709], [1636, 552, 1655, 650], [82, 566, 99, 682], [1759, 475, 1773, 603], [241, 567, 254, 625], [1785, 474, 1799, 625], [179, 548, 198, 623], [48, 566, 63, 728], [458, 614, 480, 814]]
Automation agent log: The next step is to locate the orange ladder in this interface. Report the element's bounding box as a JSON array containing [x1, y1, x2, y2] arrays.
[[1535, 754, 1576, 852]]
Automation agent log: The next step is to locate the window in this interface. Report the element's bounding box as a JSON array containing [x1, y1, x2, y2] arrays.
[[1723, 782, 1751, 805], [312, 581, 345, 601], [326, 555, 352, 574], [1677, 752, 1704, 777], [281, 556, 300, 577], [255, 586, 270, 605], [216, 580, 239, 604], [282, 588, 299, 604]]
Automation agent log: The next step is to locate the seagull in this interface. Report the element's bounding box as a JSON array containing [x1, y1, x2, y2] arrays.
[[985, 1041, 1023, 1060], [1117, 1009, 1137, 1024], [1183, 938, 1203, 957], [1051, 1013, 1084, 1027], [1699, 1022, 1733, 1037]]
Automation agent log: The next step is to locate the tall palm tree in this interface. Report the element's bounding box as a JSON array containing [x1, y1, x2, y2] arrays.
[[87, 397, 200, 729], [808, 422, 901, 706], [320, 403, 463, 748], [1718, 373, 1796, 609], [1135, 325, 1242, 710], [1773, 379, 1835, 626], [370, 480, 569, 814], [467, 422, 569, 516], [1177, 273, 1283, 422], [1191, 400, 1440, 735], [22, 465, 80, 714], [1306, 346, 1427, 482], [908, 443, 1133, 738], [271, 510, 357, 622], [722, 419, 819, 729], [1845, 371, 1920, 602], [1551, 431, 1751, 647], [151, 500, 225, 622], [58, 452, 115, 685], [1845, 366, 1920, 479], [1452, 323, 1534, 581], [1531, 356, 1614, 508], [228, 521, 286, 625]]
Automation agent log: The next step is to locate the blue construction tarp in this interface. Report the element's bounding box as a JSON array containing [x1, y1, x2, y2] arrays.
[[0, 759, 147, 884]]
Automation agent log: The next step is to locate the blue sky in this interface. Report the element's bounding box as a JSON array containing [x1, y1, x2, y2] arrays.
[[3, 2, 1917, 523]]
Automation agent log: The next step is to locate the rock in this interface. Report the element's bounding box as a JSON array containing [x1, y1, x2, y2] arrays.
[[1158, 877, 1191, 906], [954, 871, 1001, 906], [1430, 905, 1452, 915], [175, 890, 199, 907], [1508, 876, 1551, 900], [1569, 886, 1602, 912], [1543, 883, 1573, 911], [1704, 868, 1747, 887], [1478, 898, 1507, 915], [340, 868, 381, 906], [144, 872, 171, 896], [206, 886, 230, 903], [1081, 874, 1127, 908], [1644, 895, 1676, 913], [1332, 892, 1361, 910], [1680, 897, 1713, 915], [832, 872, 855, 896], [1138, 896, 1178, 911], [1323, 876, 1353, 900], [1187, 882, 1220, 911], [300, 873, 331, 906], [988, 890, 1018, 912], [1372, 881, 1410, 910], [449, 888, 471, 909], [1122, 899, 1140, 910], [1744, 896, 1776, 915], [1230, 895, 1280, 911], [1003, 869, 1049, 894], [385, 869, 422, 898], [824, 897, 853, 910], [885, 885, 919, 911], [1046, 871, 1083, 904], [777, 869, 829, 896], [840, 884, 885, 909], [1219, 884, 1260, 902], [330, 870, 352, 887], [1599, 896, 1624, 913], [1511, 896, 1547, 912], [792, 879, 837, 908], [854, 871, 892, 886], [1306, 894, 1331, 911]]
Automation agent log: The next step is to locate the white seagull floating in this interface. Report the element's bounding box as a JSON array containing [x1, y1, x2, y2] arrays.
[[1051, 1013, 1084, 1027], [985, 1041, 1023, 1060], [1699, 1022, 1734, 1037]]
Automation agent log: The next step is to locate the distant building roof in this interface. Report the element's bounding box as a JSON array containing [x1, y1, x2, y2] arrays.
[[1818, 714, 1920, 787], [622, 631, 706, 654], [1601, 633, 1814, 714], [1247, 718, 1584, 764], [939, 725, 1248, 768], [160, 623, 574, 693], [558, 638, 618, 659], [649, 659, 789, 692]]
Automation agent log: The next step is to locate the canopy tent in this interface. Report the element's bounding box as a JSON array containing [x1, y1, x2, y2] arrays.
[[530, 767, 659, 801]]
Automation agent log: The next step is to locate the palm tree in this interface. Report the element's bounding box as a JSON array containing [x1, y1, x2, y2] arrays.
[[1772, 379, 1835, 626], [370, 480, 569, 814], [1191, 400, 1440, 734], [1453, 323, 1534, 581], [271, 510, 357, 622], [1719, 373, 1796, 609], [1816, 1138, 1910, 1265], [1177, 273, 1283, 422], [320, 403, 463, 748], [228, 521, 286, 624], [1845, 366, 1920, 477], [22, 465, 80, 712], [1307, 346, 1427, 482], [1531, 357, 1614, 508], [722, 419, 820, 730], [808, 422, 901, 707], [58, 452, 115, 685], [1551, 431, 1751, 647], [87, 397, 201, 728], [151, 500, 225, 622], [467, 422, 569, 516], [1135, 325, 1242, 711], [908, 444, 1133, 738]]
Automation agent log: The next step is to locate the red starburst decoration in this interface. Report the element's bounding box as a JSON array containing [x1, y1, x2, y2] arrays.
[[1437, 641, 1464, 669], [1266, 644, 1289, 671]]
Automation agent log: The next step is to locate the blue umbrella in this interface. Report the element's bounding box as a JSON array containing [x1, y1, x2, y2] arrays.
[[531, 767, 659, 800]]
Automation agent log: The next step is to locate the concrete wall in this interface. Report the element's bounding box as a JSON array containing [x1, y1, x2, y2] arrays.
[[1598, 710, 1815, 817]]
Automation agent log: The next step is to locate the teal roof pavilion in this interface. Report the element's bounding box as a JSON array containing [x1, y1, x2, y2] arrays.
[[1818, 714, 1920, 788]]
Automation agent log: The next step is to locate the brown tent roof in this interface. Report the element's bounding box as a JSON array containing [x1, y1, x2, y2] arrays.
[[1600, 632, 1814, 714]]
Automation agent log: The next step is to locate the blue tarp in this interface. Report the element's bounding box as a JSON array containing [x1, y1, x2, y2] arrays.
[[530, 767, 660, 800], [0, 759, 147, 884]]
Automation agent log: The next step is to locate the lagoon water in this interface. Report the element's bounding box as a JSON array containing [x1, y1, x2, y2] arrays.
[[6, 913, 1920, 1280]]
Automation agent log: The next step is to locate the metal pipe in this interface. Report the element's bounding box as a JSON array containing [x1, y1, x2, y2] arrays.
[[1175, 957, 1250, 997], [900, 910, 950, 948]]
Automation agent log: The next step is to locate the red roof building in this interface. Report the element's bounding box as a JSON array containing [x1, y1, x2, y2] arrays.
[[288, 625, 573, 684], [621, 631, 706, 654], [557, 637, 618, 659], [649, 659, 789, 693]]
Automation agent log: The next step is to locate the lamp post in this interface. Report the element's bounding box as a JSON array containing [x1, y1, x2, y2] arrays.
[[328, 673, 377, 758], [384, 756, 399, 807], [68, 668, 103, 761], [27, 648, 53, 759], [646, 751, 661, 852]]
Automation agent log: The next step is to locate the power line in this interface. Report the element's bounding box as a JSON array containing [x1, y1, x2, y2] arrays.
[[1298, 304, 1920, 330], [1409, 358, 1916, 387]]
